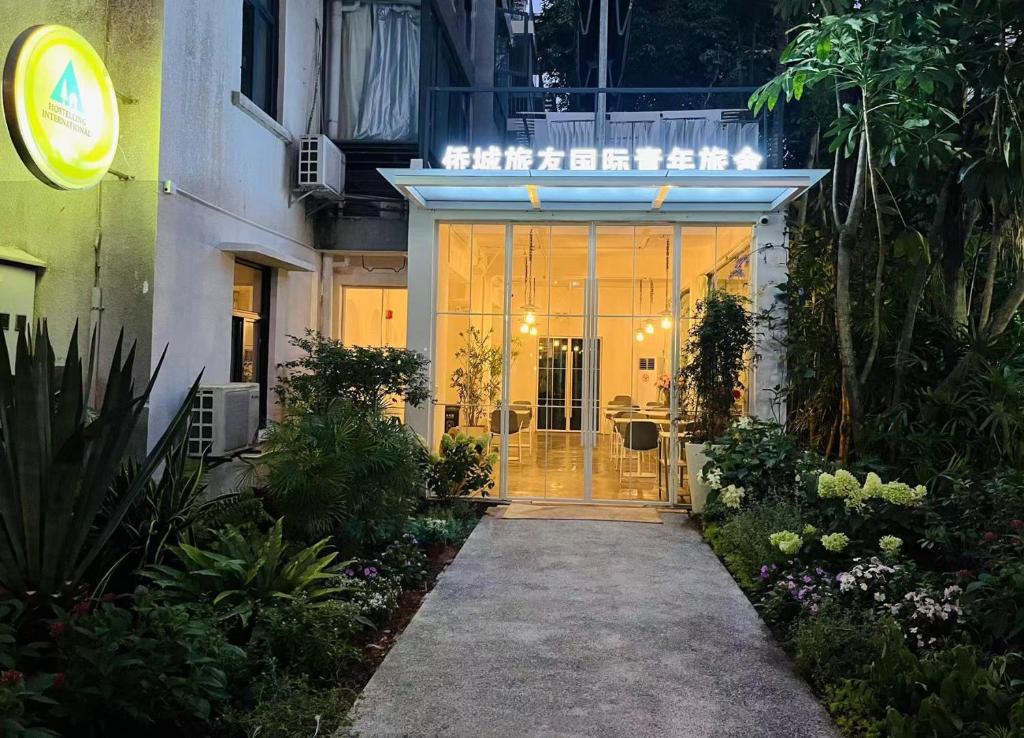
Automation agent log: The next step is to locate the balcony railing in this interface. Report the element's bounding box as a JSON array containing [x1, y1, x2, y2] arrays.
[[421, 86, 784, 172]]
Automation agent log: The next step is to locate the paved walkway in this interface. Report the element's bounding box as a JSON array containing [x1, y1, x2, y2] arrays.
[[347, 514, 837, 738]]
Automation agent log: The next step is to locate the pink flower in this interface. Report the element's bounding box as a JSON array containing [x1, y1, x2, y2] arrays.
[[955, 568, 972, 581], [52, 672, 67, 689], [1011, 519, 1024, 531], [70, 602, 90, 617], [101, 593, 116, 603], [49, 622, 67, 640], [983, 531, 998, 543], [0, 670, 24, 686]]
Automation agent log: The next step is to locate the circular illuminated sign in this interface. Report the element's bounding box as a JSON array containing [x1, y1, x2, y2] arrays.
[[3, 25, 119, 190]]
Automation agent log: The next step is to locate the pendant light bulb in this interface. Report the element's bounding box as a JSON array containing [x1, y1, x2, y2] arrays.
[[635, 329, 645, 342], [644, 321, 655, 335], [524, 307, 536, 325], [660, 312, 672, 330], [529, 325, 538, 336], [519, 322, 530, 334]]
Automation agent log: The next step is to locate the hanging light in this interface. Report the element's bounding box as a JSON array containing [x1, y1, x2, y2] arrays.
[[529, 325, 538, 336], [644, 277, 655, 333], [660, 236, 672, 329], [519, 322, 530, 334], [635, 329, 645, 342], [521, 228, 538, 327]]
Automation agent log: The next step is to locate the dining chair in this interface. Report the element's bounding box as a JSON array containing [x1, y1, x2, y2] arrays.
[[510, 400, 534, 454], [619, 420, 659, 485], [490, 408, 524, 461]]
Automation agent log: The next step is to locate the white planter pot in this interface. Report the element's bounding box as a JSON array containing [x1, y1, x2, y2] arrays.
[[685, 442, 711, 513]]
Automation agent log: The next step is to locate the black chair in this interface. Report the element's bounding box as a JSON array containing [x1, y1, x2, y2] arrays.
[[490, 407, 524, 461], [619, 420, 659, 484]]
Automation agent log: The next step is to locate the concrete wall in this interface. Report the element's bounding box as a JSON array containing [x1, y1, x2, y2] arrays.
[[0, 0, 164, 404], [150, 0, 323, 442]]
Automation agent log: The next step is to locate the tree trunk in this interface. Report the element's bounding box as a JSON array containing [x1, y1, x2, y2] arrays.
[[890, 172, 954, 406], [859, 107, 886, 385], [835, 135, 868, 424]]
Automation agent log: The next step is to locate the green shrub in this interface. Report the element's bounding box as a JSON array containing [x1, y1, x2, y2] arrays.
[[254, 402, 425, 547], [823, 679, 885, 738], [250, 596, 368, 680], [831, 623, 1024, 738], [704, 502, 803, 589], [791, 604, 885, 691], [426, 432, 496, 499], [54, 599, 243, 734], [378, 534, 429, 588], [962, 559, 1024, 653], [406, 512, 477, 547], [275, 330, 429, 413], [144, 520, 342, 627], [702, 419, 799, 517], [225, 674, 356, 738]]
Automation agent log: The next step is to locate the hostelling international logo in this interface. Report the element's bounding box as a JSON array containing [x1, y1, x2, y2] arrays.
[[44, 60, 93, 137], [3, 24, 118, 190]]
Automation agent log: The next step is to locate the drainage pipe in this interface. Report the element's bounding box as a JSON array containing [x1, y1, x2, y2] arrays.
[[326, 0, 344, 139]]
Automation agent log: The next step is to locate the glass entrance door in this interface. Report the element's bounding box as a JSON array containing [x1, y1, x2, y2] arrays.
[[501, 223, 681, 503]]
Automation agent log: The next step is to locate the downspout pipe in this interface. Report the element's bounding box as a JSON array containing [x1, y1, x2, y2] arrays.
[[326, 0, 344, 139]]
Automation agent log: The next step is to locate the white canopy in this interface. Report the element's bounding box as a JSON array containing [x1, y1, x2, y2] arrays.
[[379, 168, 828, 214]]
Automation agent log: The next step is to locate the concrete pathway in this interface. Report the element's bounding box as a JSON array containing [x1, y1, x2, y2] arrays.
[[347, 514, 837, 738]]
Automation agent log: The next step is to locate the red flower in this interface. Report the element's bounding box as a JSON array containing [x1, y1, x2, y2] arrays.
[[101, 593, 116, 603], [0, 670, 24, 686], [52, 672, 67, 690], [70, 602, 90, 617], [49, 621, 67, 640], [955, 568, 972, 580], [732, 389, 742, 399], [1011, 519, 1024, 531], [983, 531, 998, 542]]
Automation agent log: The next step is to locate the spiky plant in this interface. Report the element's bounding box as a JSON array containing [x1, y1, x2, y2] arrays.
[[0, 322, 199, 598]]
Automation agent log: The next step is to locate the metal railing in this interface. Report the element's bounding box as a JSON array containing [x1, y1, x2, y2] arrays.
[[421, 86, 784, 170]]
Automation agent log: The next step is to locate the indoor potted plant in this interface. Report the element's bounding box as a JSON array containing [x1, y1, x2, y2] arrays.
[[681, 289, 754, 512], [450, 325, 504, 434]]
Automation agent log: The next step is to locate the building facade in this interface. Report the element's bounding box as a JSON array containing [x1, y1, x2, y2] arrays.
[[1, 0, 502, 447]]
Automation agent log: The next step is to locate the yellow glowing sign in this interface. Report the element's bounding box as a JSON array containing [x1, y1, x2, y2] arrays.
[[3, 25, 119, 190]]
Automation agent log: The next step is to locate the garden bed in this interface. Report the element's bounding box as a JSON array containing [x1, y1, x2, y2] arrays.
[[696, 419, 1024, 738]]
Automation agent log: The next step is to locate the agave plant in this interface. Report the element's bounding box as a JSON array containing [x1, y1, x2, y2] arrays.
[[0, 322, 199, 599], [144, 519, 343, 625]]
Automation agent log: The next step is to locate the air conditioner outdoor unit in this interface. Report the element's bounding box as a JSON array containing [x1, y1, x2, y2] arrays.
[[187, 383, 260, 458], [296, 134, 345, 199]]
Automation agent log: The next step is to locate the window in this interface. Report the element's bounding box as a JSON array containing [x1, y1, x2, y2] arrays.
[[231, 262, 272, 426], [241, 0, 279, 118], [340, 287, 408, 348]]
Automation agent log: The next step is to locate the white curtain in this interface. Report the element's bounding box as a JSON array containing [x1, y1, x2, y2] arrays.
[[534, 116, 757, 154], [340, 5, 372, 139], [659, 119, 758, 153], [352, 5, 420, 141]]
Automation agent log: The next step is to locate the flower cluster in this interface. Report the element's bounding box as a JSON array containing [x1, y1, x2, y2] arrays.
[[887, 585, 962, 649], [340, 571, 402, 620], [720, 484, 745, 509], [817, 469, 927, 511], [879, 535, 903, 557], [820, 532, 850, 552], [769, 530, 804, 555], [836, 557, 899, 596], [770, 566, 836, 614], [703, 467, 723, 491]]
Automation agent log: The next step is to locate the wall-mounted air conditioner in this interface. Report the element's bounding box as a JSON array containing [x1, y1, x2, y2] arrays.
[[636, 356, 665, 406], [296, 134, 345, 200], [187, 383, 260, 458]]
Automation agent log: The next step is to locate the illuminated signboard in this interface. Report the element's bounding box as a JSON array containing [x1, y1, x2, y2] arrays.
[[441, 144, 763, 172], [2, 24, 119, 190]]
